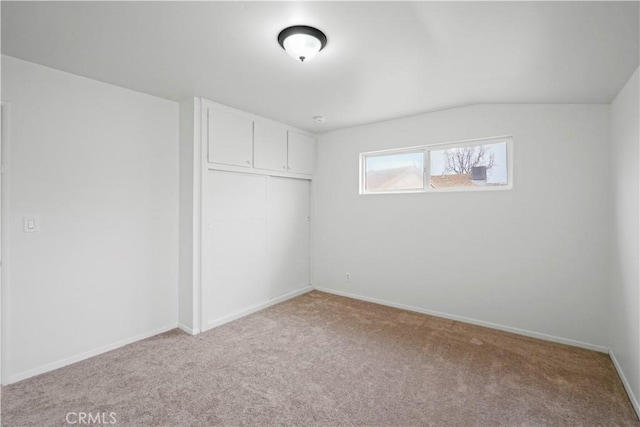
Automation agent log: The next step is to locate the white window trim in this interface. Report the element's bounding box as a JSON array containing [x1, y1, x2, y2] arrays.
[[359, 135, 513, 195], [359, 147, 427, 194]]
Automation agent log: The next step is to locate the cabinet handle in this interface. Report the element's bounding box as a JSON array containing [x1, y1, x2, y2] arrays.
[[246, 160, 251, 165], [283, 166, 287, 170]]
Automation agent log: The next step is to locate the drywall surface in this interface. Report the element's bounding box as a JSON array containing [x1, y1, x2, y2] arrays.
[[609, 67, 640, 411], [1, 56, 179, 383], [315, 104, 610, 348]]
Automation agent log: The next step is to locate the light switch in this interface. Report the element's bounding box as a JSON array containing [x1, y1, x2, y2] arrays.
[[23, 216, 40, 233]]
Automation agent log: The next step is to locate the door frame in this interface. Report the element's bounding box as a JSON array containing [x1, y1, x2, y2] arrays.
[[1, 101, 11, 385]]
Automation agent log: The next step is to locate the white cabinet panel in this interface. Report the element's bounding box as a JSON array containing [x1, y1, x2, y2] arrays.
[[268, 176, 310, 219], [205, 218, 269, 324], [288, 132, 315, 175], [207, 108, 253, 168], [254, 121, 287, 172], [267, 177, 310, 298], [202, 171, 269, 329]]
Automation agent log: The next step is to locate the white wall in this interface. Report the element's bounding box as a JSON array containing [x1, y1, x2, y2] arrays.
[[178, 98, 199, 334], [315, 104, 610, 349], [1, 56, 179, 383], [609, 67, 640, 414]]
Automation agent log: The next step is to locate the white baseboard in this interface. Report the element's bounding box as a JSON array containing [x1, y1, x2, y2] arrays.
[[314, 287, 609, 354], [177, 324, 200, 335], [4, 286, 312, 384], [4, 323, 178, 385], [204, 285, 313, 331], [610, 349, 640, 419]]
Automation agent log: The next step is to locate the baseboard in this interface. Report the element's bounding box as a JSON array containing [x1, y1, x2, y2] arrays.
[[610, 349, 640, 419], [205, 285, 313, 331], [314, 287, 609, 354], [177, 324, 200, 335], [4, 323, 178, 385]]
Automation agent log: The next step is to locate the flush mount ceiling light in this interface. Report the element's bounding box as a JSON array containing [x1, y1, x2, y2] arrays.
[[278, 25, 327, 63]]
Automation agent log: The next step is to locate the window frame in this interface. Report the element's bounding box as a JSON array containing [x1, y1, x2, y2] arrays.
[[359, 135, 513, 195], [360, 147, 427, 194]]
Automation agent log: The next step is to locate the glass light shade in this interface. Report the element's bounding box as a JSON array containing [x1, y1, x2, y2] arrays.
[[283, 33, 322, 62]]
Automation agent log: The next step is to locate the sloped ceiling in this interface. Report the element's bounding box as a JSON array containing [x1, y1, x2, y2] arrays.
[[2, 1, 639, 132]]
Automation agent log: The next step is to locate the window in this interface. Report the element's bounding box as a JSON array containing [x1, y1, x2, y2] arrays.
[[364, 150, 425, 192], [360, 136, 512, 194]]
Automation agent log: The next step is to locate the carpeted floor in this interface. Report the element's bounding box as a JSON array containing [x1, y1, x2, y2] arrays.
[[2, 291, 638, 426]]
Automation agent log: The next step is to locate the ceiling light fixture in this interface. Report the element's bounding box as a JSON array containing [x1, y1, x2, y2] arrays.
[[278, 25, 327, 63]]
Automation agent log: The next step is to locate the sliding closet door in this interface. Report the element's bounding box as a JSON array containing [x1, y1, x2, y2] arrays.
[[267, 177, 310, 298], [202, 170, 269, 330], [201, 171, 310, 332]]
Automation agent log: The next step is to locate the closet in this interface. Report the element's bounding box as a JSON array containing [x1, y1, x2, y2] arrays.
[[179, 98, 315, 334]]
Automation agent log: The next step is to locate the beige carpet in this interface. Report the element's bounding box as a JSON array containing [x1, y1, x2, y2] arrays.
[[2, 291, 638, 426]]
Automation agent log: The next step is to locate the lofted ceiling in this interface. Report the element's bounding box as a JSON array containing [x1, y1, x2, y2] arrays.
[[2, 1, 639, 133]]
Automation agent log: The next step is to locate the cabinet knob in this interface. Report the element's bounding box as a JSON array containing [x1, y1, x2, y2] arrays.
[[283, 166, 287, 170], [246, 160, 251, 165]]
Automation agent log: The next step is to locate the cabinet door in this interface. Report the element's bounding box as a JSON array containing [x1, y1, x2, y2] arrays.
[[288, 132, 315, 175], [207, 108, 253, 168], [254, 121, 287, 172]]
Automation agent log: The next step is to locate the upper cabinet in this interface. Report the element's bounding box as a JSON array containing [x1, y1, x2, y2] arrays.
[[287, 132, 315, 175], [207, 107, 253, 168], [204, 99, 315, 177], [254, 121, 288, 172]]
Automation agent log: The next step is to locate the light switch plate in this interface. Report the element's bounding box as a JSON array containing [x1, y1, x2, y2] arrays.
[[23, 216, 40, 233]]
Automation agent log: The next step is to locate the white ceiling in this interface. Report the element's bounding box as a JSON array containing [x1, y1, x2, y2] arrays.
[[2, 1, 639, 133]]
